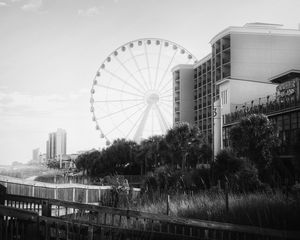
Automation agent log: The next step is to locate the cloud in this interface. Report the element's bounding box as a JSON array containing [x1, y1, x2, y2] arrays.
[[21, 0, 42, 12], [78, 6, 101, 17], [0, 2, 7, 6], [0, 88, 89, 119]]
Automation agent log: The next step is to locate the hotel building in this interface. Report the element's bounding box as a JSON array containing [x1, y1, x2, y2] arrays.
[[46, 128, 67, 167], [172, 23, 300, 158]]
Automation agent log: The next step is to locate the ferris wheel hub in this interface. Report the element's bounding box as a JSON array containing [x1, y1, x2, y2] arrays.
[[145, 92, 159, 105]]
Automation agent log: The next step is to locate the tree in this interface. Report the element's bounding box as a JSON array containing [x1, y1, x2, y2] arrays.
[[92, 139, 139, 177], [75, 150, 101, 176], [165, 122, 207, 169], [137, 135, 171, 174], [229, 114, 279, 176], [46, 159, 60, 169]]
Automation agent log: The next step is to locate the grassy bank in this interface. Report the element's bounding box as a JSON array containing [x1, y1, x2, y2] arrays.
[[130, 191, 300, 231]]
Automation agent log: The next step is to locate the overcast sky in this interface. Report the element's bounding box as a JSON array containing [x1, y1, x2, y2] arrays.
[[0, 0, 299, 165]]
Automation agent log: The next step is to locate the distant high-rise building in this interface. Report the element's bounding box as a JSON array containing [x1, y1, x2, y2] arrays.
[[46, 128, 67, 168], [32, 148, 40, 163]]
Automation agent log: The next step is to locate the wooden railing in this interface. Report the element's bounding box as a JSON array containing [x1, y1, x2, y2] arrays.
[[1, 205, 194, 240], [0, 175, 140, 204], [2, 193, 300, 240]]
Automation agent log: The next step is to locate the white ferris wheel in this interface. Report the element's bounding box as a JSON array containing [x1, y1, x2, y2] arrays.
[[90, 38, 197, 146]]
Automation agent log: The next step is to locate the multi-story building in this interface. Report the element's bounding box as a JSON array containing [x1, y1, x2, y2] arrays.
[[32, 148, 40, 163], [46, 128, 67, 167], [221, 70, 300, 158], [172, 23, 300, 157]]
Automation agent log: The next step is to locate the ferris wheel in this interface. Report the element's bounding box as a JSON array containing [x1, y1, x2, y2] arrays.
[[90, 38, 197, 145]]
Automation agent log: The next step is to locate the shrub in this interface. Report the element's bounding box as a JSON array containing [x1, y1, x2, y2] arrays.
[[142, 166, 211, 196], [213, 149, 265, 192]]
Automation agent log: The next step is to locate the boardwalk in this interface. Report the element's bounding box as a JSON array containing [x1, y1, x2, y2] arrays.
[[0, 175, 140, 204]]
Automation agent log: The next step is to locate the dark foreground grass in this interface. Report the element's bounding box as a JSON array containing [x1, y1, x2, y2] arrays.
[[130, 191, 300, 231]]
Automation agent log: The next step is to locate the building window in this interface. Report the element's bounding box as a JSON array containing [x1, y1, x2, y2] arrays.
[[221, 90, 227, 105]]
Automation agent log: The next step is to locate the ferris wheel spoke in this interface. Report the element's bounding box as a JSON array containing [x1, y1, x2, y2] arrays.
[[153, 43, 163, 90], [98, 101, 144, 120], [94, 98, 144, 103], [157, 49, 178, 91], [159, 87, 173, 96], [96, 83, 143, 98], [103, 68, 145, 95], [126, 106, 147, 139], [114, 55, 147, 93], [158, 77, 173, 94], [151, 108, 154, 136], [160, 94, 173, 99], [159, 101, 173, 109], [160, 98, 173, 102], [133, 104, 152, 142], [159, 102, 173, 119], [129, 48, 150, 91], [144, 44, 152, 89], [105, 104, 145, 136]]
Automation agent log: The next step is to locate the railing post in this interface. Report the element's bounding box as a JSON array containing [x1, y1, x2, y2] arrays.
[[42, 200, 51, 217], [73, 187, 76, 202], [0, 184, 6, 205], [87, 226, 94, 240], [32, 184, 35, 197], [166, 195, 170, 215], [54, 186, 58, 199], [98, 188, 101, 204], [86, 187, 89, 204]]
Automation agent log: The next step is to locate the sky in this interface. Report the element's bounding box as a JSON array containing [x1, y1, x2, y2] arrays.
[[0, 0, 299, 165]]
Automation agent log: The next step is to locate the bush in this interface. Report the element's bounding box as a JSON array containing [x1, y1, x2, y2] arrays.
[[213, 149, 265, 192], [142, 166, 211, 196]]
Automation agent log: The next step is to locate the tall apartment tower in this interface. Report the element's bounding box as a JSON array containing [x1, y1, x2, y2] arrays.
[[172, 23, 300, 150], [32, 148, 40, 163], [46, 128, 67, 167]]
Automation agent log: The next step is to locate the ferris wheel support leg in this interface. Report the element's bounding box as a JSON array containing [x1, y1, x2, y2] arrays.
[[133, 104, 152, 142], [155, 104, 169, 133]]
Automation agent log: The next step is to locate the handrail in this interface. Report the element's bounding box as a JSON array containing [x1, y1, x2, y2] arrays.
[[0, 205, 38, 221], [0, 174, 140, 191], [4, 193, 300, 239]]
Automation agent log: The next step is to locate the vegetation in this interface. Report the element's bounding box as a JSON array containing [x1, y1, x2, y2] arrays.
[[131, 191, 300, 231], [74, 122, 211, 179], [229, 114, 279, 178]]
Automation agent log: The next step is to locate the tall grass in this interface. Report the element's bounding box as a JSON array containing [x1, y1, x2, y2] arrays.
[[130, 191, 300, 231]]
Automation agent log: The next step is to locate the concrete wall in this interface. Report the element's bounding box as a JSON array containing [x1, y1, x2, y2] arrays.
[[231, 33, 300, 82], [219, 79, 278, 115], [179, 67, 194, 125]]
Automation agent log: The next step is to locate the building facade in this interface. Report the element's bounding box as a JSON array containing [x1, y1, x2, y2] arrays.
[[32, 148, 40, 163], [172, 23, 300, 158], [222, 71, 300, 158], [46, 128, 67, 167]]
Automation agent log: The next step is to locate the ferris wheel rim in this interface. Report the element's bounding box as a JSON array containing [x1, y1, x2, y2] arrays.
[[90, 37, 198, 146]]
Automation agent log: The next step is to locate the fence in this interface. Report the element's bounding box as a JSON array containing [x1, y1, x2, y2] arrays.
[[2, 192, 300, 240], [0, 175, 140, 204]]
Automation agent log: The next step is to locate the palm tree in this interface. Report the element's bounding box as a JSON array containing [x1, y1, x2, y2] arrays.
[[165, 122, 204, 170]]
